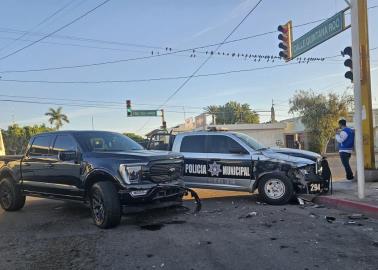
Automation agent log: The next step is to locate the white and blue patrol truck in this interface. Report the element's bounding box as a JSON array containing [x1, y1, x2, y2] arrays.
[[146, 130, 331, 205]]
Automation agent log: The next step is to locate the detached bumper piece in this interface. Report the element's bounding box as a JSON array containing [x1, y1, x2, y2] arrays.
[[119, 185, 201, 213], [119, 185, 184, 204]]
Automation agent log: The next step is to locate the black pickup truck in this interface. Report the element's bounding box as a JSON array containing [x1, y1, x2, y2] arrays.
[[0, 131, 185, 228]]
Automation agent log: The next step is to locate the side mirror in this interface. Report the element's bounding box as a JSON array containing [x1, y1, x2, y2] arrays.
[[58, 151, 77, 161], [229, 147, 248, 155]]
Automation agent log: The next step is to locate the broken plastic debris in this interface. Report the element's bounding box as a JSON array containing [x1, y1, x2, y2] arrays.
[[246, 211, 257, 218], [345, 220, 357, 225], [239, 211, 257, 219], [348, 214, 368, 220], [312, 204, 325, 209], [325, 216, 336, 223], [297, 197, 305, 205]]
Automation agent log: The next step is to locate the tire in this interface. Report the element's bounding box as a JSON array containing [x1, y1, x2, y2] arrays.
[[0, 177, 26, 211], [258, 173, 294, 205], [89, 182, 121, 229]]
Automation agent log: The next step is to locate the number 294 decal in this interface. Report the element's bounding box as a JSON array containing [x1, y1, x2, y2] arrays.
[[310, 183, 321, 192]]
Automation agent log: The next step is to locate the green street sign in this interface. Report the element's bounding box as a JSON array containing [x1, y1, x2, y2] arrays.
[[131, 110, 158, 117], [292, 11, 345, 59]]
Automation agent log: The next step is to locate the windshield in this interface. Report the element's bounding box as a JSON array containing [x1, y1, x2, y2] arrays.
[[233, 132, 265, 151], [74, 132, 143, 152]]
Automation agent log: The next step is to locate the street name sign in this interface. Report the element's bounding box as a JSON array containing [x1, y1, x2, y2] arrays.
[[292, 11, 345, 58], [131, 110, 158, 117]]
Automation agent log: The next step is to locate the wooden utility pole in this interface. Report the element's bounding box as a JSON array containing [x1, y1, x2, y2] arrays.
[[356, 0, 375, 169]]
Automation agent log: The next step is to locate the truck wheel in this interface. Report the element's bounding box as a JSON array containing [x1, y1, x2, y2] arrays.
[[258, 173, 293, 205], [89, 182, 121, 229], [0, 178, 26, 211]]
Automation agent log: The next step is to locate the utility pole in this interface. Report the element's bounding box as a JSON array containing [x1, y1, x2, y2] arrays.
[[182, 106, 186, 122], [355, 0, 375, 170], [350, 0, 376, 198], [160, 109, 167, 130]]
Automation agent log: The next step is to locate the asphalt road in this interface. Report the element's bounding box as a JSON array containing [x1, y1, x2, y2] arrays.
[[1, 194, 378, 270]]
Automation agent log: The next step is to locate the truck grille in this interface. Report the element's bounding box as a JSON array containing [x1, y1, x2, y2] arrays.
[[147, 160, 183, 183]]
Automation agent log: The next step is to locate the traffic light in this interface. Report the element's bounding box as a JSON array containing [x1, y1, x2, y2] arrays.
[[341, 46, 353, 82], [126, 100, 132, 116], [161, 121, 167, 130], [277, 21, 293, 61]]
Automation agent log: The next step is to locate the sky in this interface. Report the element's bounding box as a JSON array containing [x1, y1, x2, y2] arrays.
[[0, 0, 377, 135]]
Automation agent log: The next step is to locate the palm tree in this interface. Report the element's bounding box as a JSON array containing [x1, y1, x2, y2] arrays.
[[204, 105, 219, 125], [45, 107, 69, 130]]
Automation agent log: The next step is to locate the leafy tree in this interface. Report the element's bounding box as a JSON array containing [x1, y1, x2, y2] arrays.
[[123, 132, 145, 143], [204, 105, 219, 124], [289, 90, 353, 154], [206, 101, 259, 125], [1, 124, 54, 155], [45, 107, 69, 130]]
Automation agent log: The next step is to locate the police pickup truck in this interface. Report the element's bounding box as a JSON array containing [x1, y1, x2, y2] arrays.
[[0, 131, 186, 228], [146, 130, 330, 205]]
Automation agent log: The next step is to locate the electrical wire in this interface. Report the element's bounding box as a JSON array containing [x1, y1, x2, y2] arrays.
[[0, 62, 306, 84], [1, 8, 370, 74], [0, 0, 111, 61], [0, 4, 376, 72], [136, 0, 264, 132], [0, 0, 75, 53]]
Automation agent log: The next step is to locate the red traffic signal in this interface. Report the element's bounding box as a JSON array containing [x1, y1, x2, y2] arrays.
[[277, 21, 293, 61]]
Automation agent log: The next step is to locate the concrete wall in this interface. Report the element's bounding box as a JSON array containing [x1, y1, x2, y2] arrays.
[[209, 123, 286, 148]]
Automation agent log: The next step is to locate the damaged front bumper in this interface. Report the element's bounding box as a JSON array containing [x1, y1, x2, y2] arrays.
[[292, 169, 331, 195], [118, 181, 201, 213]]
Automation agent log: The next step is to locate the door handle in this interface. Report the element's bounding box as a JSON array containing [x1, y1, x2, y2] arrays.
[[23, 162, 31, 167], [45, 164, 54, 168]]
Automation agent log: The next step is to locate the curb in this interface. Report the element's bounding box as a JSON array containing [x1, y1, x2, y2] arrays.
[[313, 196, 378, 219]]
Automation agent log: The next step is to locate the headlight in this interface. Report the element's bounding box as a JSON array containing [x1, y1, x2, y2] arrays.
[[119, 164, 144, 184]]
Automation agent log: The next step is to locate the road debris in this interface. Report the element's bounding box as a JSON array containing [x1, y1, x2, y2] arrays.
[[348, 214, 368, 220], [297, 197, 305, 205], [325, 216, 336, 223], [239, 211, 257, 219]]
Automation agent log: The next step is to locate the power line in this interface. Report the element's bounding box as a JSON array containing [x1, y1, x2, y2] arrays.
[[159, 0, 264, 108], [0, 62, 321, 84], [0, 0, 75, 53], [0, 0, 111, 61], [0, 4, 376, 72], [0, 94, 290, 114], [0, 98, 286, 116], [137, 0, 264, 132], [0, 10, 364, 74]]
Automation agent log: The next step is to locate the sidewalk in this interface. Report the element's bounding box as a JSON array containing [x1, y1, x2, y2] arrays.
[[313, 181, 378, 218]]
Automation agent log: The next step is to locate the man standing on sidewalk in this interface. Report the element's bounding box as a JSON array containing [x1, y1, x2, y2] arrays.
[[335, 119, 355, 180]]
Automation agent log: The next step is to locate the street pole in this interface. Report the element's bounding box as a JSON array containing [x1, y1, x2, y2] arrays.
[[350, 0, 365, 198], [356, 0, 375, 169]]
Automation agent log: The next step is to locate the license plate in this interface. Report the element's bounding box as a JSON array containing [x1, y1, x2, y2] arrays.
[[308, 182, 323, 193]]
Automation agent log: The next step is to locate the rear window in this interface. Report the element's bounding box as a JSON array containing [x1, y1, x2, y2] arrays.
[[180, 135, 206, 153], [73, 132, 143, 152], [29, 135, 52, 156]]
